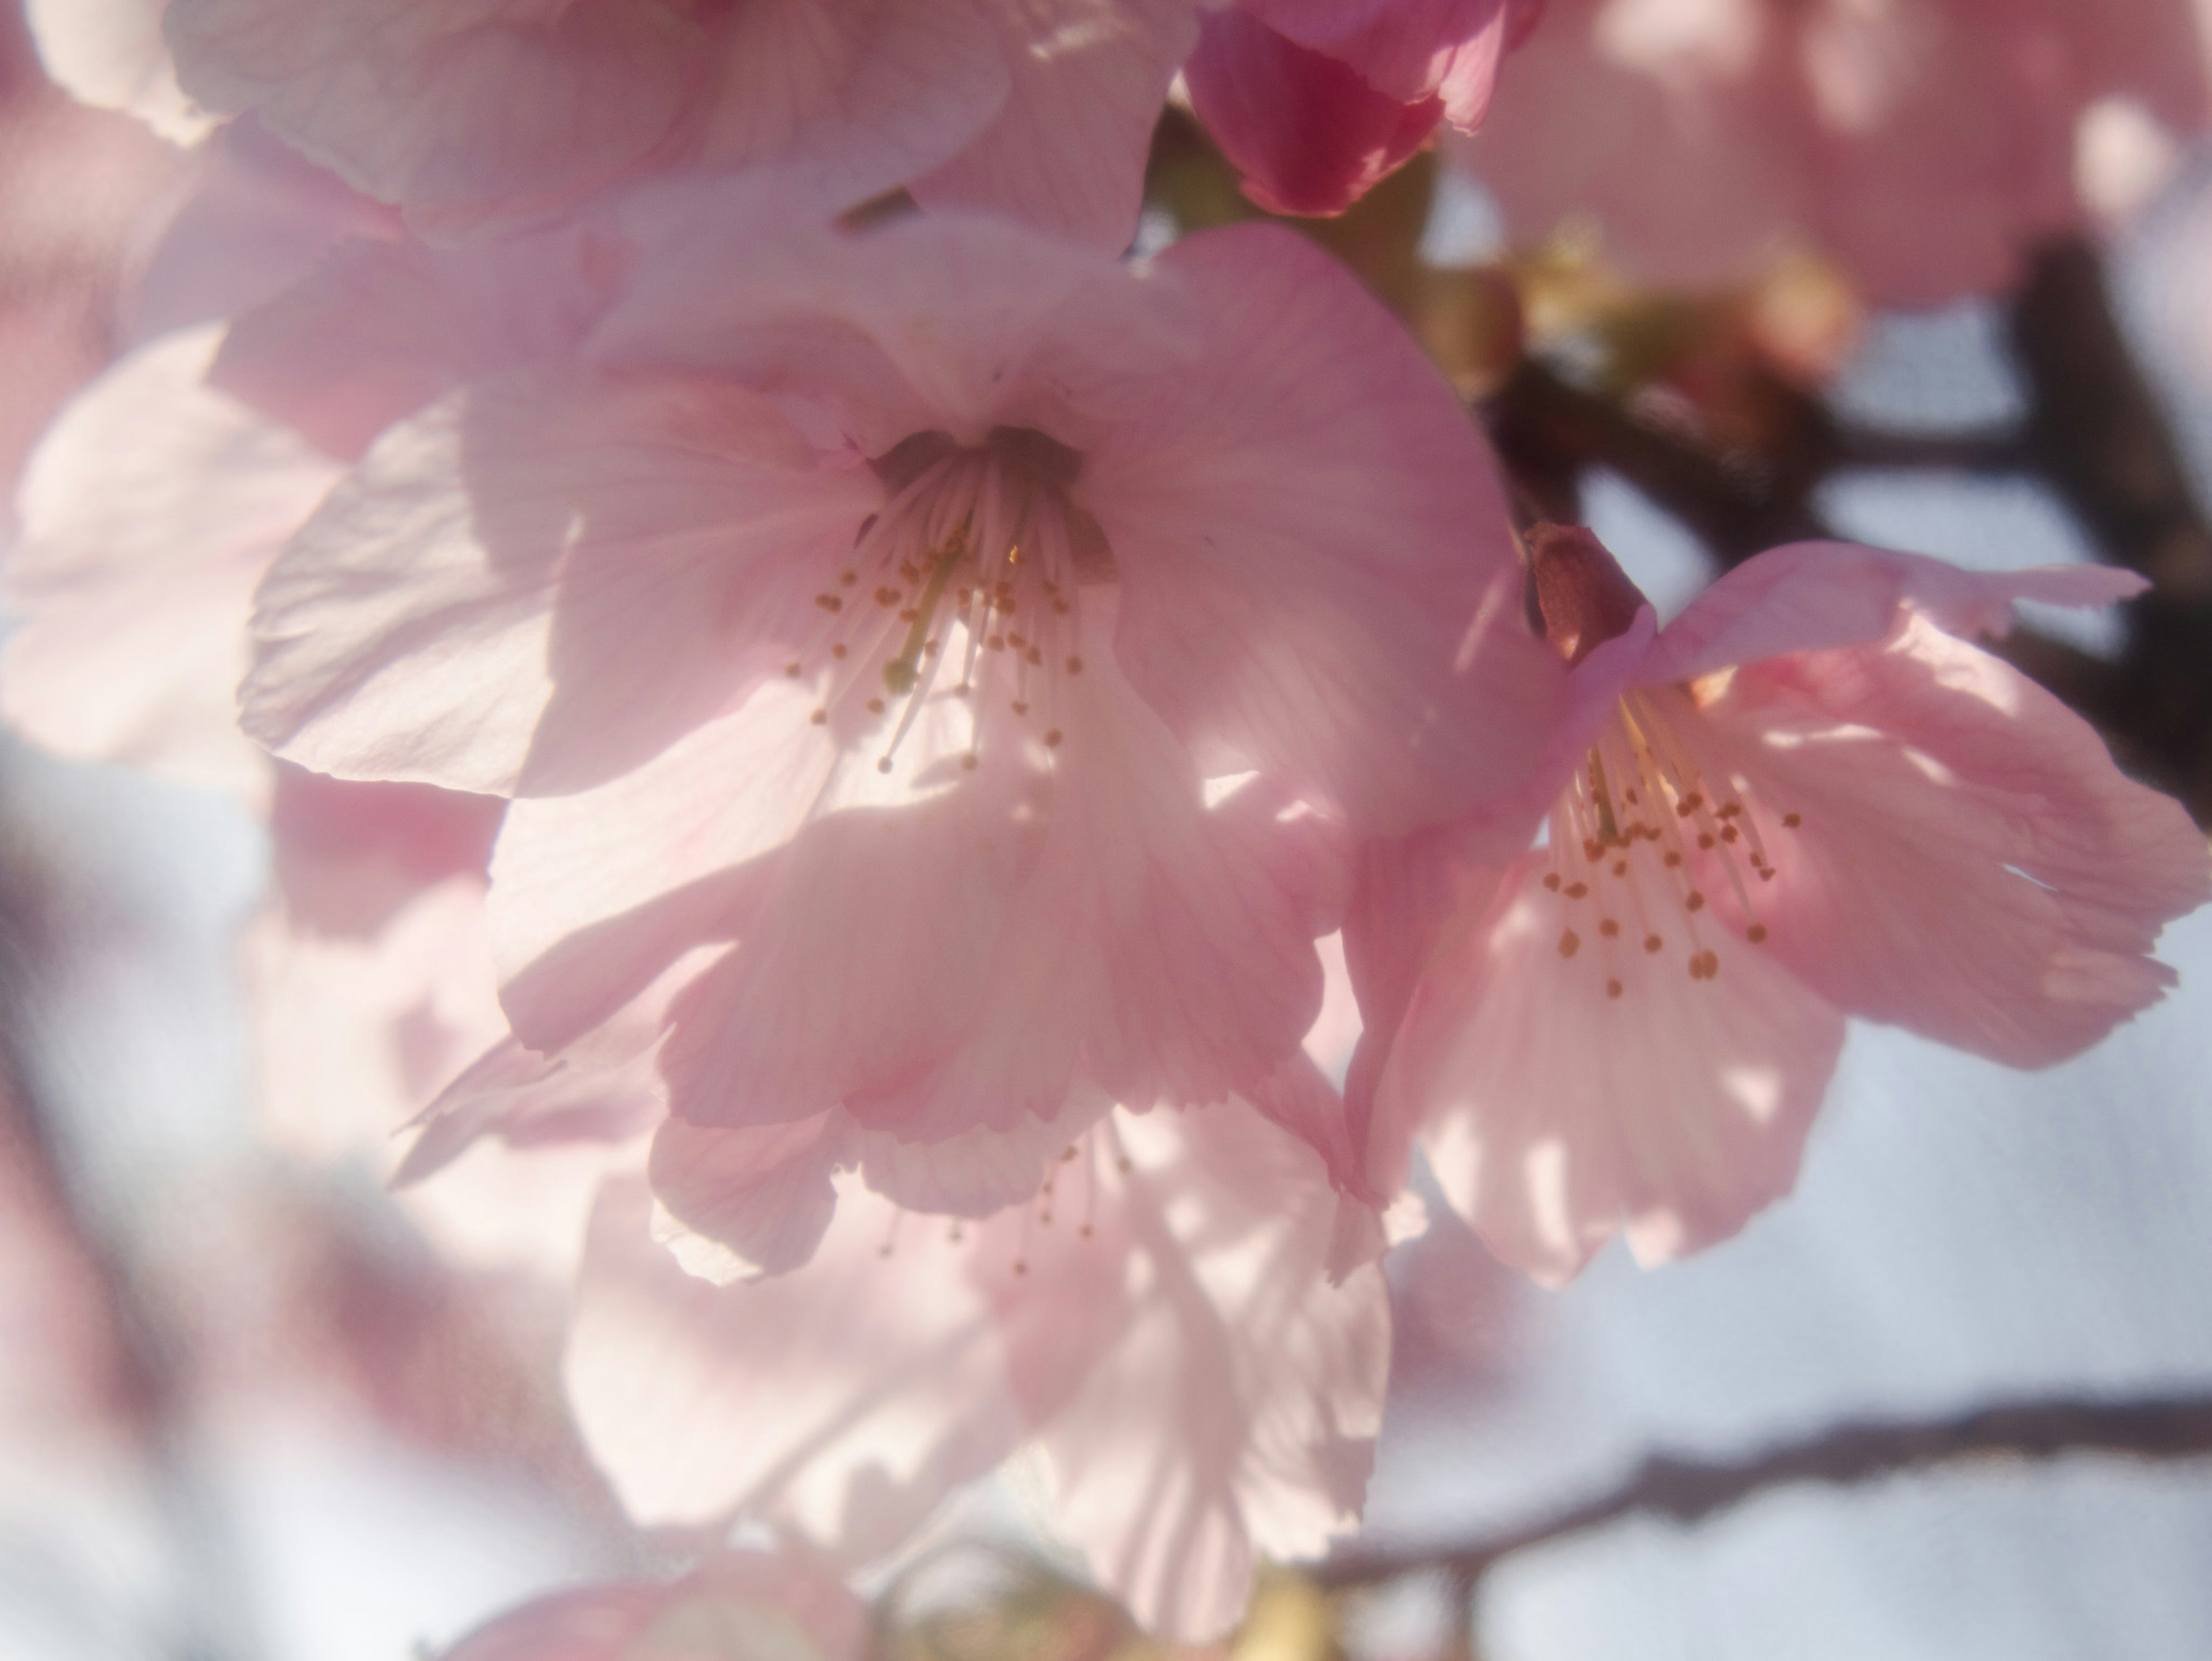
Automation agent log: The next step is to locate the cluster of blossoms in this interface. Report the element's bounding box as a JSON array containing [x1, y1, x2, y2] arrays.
[[5, 0, 2210, 1649]]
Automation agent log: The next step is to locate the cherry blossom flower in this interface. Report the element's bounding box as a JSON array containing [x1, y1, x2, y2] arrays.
[[566, 1093, 1397, 1643], [1187, 0, 1545, 215], [1457, 0, 2211, 304], [1351, 526, 2212, 1284], [154, 0, 1195, 245], [436, 1545, 868, 1661], [240, 198, 1562, 1181]]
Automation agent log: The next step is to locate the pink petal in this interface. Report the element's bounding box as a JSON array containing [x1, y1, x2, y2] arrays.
[[1033, 1103, 1391, 1641], [1184, 9, 1445, 217], [242, 369, 874, 795], [849, 1087, 1116, 1219], [165, 0, 708, 226], [269, 767, 500, 939], [394, 1032, 662, 1188], [2, 325, 339, 803], [644, 1093, 1109, 1283], [1646, 540, 2149, 685], [123, 127, 399, 346], [659, 758, 1039, 1131], [1241, 0, 1518, 120], [691, 0, 1009, 206], [594, 194, 1202, 456], [489, 695, 831, 1055], [1381, 850, 1845, 1284], [1698, 613, 2212, 1067], [212, 223, 621, 461], [1243, 1051, 1389, 1230], [1093, 222, 1564, 834], [909, 0, 1197, 249], [565, 1166, 1126, 1558], [649, 1116, 841, 1279], [441, 1548, 868, 1661], [1040, 654, 1327, 1112]]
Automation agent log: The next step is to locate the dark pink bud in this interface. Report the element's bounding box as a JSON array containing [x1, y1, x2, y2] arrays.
[[1528, 522, 1647, 665]]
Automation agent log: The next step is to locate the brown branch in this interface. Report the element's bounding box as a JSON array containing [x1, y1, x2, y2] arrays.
[[1312, 1393, 2212, 1592], [2009, 236, 2212, 823], [1828, 424, 2033, 474], [1483, 359, 1832, 557]]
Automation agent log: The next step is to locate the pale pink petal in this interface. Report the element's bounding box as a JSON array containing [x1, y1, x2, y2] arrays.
[[123, 126, 399, 344], [27, 0, 215, 144], [2, 325, 339, 803], [819, 643, 1326, 1139], [649, 1116, 840, 1282], [1696, 613, 2212, 1067], [1092, 222, 1564, 834], [395, 1033, 663, 1187], [268, 767, 502, 936], [212, 223, 622, 460], [594, 196, 1202, 456], [850, 1086, 1115, 1218], [1646, 540, 2149, 685], [489, 696, 832, 1055], [1242, 0, 1520, 113], [909, 0, 1197, 249], [440, 1548, 868, 1661], [566, 1166, 1127, 1560], [646, 1090, 1114, 1276], [1033, 650, 1326, 1112], [660, 759, 1039, 1132], [1381, 850, 1845, 1284], [1184, 9, 1446, 217], [242, 369, 874, 795], [1034, 1103, 1391, 1641], [164, 0, 708, 226], [691, 0, 1008, 204]]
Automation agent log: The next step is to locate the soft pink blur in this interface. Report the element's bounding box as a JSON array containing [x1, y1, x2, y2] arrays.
[[1461, 0, 2211, 304]]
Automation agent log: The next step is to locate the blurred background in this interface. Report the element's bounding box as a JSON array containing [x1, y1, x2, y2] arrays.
[[2, 2, 2210, 1657]]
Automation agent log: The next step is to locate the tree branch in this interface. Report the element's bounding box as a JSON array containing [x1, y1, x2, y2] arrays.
[[2009, 236, 2212, 823], [1313, 1393, 2212, 1592]]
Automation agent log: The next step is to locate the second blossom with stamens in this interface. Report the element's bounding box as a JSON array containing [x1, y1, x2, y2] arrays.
[[1347, 525, 2210, 1285]]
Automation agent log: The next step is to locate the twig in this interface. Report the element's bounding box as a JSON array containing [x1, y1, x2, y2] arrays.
[[1828, 424, 2033, 474], [1483, 359, 1831, 557], [2009, 236, 2212, 822], [1313, 1393, 2212, 1591]]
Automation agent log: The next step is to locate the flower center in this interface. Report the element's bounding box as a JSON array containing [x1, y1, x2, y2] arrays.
[[783, 427, 1109, 778], [1541, 681, 1805, 996]]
